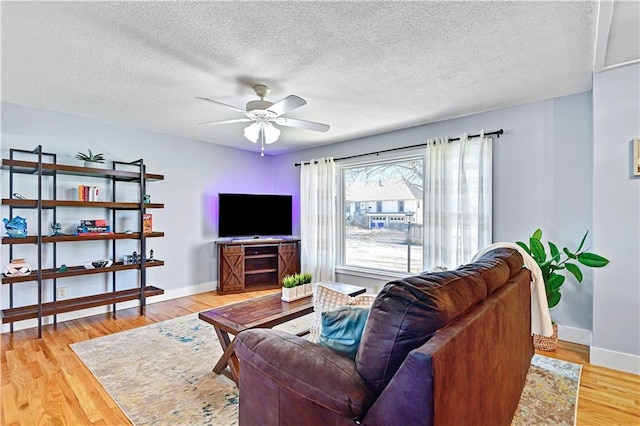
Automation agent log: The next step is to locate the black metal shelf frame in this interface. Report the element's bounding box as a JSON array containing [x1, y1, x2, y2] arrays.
[[2, 145, 164, 337]]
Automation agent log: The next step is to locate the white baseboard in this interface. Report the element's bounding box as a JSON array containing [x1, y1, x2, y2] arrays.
[[558, 324, 592, 346], [1, 281, 217, 334], [590, 346, 640, 375]]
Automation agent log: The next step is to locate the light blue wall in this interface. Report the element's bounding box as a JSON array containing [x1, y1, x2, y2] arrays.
[[592, 64, 640, 374], [274, 92, 596, 335], [1, 102, 274, 331]]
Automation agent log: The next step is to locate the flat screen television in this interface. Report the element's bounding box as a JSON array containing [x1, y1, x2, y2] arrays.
[[218, 193, 293, 238]]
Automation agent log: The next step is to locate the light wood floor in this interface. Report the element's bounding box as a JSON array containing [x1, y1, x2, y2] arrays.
[[2, 290, 639, 425]]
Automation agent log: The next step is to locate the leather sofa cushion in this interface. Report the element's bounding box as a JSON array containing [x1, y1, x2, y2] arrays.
[[356, 270, 487, 393], [457, 248, 524, 294], [234, 329, 377, 419]]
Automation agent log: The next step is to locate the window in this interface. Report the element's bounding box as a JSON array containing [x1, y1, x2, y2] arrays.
[[342, 157, 424, 273], [339, 136, 492, 276]]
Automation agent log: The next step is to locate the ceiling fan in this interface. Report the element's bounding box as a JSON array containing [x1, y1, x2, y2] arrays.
[[196, 84, 330, 155]]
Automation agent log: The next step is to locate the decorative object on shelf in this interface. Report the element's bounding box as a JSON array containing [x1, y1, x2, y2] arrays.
[[57, 264, 68, 272], [149, 249, 154, 262], [3, 259, 32, 277], [516, 229, 609, 351], [48, 222, 64, 237], [3, 216, 28, 238], [132, 251, 138, 264], [83, 260, 113, 269], [11, 192, 26, 200], [143, 194, 151, 204], [143, 214, 153, 233], [76, 149, 106, 168], [281, 272, 313, 302]]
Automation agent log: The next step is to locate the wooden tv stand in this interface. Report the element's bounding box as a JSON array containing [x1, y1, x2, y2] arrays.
[[216, 238, 300, 293]]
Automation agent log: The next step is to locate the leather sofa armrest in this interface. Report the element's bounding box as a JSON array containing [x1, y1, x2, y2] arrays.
[[234, 329, 377, 419]]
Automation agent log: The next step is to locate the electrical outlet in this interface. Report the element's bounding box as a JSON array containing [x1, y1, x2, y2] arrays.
[[57, 286, 67, 299]]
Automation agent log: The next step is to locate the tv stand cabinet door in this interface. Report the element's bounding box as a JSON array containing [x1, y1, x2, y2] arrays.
[[220, 245, 245, 292], [278, 242, 299, 283]]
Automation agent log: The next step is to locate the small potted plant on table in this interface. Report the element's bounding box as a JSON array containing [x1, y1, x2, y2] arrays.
[[281, 272, 313, 302], [516, 229, 609, 351]]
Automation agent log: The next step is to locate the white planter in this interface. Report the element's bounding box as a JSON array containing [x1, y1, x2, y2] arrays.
[[281, 285, 313, 302], [84, 161, 105, 168], [281, 287, 296, 302], [302, 283, 312, 296]]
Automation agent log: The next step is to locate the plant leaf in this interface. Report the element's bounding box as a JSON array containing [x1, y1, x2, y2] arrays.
[[548, 241, 560, 262], [532, 229, 542, 240], [563, 247, 577, 259], [577, 230, 588, 252], [530, 237, 546, 263], [547, 273, 565, 290], [516, 241, 531, 255], [547, 291, 561, 309], [565, 262, 583, 282], [577, 252, 610, 268]]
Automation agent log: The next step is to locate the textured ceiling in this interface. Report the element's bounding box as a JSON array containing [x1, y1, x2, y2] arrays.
[[0, 1, 634, 155]]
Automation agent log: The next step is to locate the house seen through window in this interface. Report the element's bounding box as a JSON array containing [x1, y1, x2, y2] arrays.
[[342, 157, 424, 273]]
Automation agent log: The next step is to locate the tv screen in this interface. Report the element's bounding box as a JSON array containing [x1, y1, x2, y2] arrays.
[[218, 193, 293, 238]]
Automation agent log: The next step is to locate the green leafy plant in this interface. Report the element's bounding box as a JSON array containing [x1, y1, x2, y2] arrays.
[[282, 275, 297, 288], [516, 229, 609, 309], [301, 272, 313, 284], [283, 272, 313, 288], [76, 149, 105, 163]]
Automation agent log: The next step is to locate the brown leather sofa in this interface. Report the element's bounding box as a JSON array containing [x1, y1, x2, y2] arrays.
[[234, 248, 533, 425]]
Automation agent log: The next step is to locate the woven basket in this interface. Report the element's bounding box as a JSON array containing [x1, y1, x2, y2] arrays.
[[533, 323, 558, 351]]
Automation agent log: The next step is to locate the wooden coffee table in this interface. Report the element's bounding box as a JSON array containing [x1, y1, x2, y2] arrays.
[[199, 282, 366, 385]]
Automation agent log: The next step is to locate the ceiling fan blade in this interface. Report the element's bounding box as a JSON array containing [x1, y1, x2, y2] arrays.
[[198, 118, 253, 126], [275, 117, 330, 132], [267, 95, 307, 116], [195, 96, 245, 113]]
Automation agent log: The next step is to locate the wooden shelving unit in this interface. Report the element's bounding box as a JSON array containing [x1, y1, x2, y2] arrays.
[[1, 146, 165, 337]]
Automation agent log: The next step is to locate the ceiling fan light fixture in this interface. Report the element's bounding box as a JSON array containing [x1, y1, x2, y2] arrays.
[[244, 121, 280, 145], [243, 122, 261, 143], [263, 123, 280, 144]]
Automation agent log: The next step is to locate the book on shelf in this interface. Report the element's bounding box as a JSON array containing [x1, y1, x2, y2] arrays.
[[80, 219, 108, 227], [77, 225, 111, 233], [77, 185, 100, 201], [143, 214, 153, 233], [76, 231, 114, 236]]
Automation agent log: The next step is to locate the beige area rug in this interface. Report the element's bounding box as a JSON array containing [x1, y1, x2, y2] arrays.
[[71, 314, 582, 426]]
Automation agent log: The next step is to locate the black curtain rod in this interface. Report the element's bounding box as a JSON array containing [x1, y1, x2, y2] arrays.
[[295, 128, 503, 166]]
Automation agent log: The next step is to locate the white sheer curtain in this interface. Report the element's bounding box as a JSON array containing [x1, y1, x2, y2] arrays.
[[424, 132, 492, 269], [300, 157, 336, 282]]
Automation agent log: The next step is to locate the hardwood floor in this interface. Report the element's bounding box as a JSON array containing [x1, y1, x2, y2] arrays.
[[2, 290, 639, 425]]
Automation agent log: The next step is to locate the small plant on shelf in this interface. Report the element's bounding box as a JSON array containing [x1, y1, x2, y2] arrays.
[[76, 149, 106, 165]]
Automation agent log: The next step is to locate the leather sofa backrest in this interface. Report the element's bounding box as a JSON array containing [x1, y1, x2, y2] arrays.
[[355, 248, 524, 393]]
